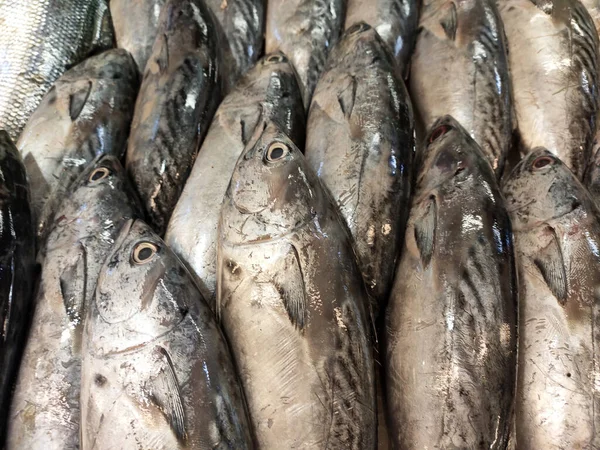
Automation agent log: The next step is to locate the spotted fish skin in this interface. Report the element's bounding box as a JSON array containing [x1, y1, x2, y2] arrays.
[[126, 0, 222, 235], [165, 52, 305, 304], [7, 156, 142, 450], [385, 116, 517, 449], [499, 0, 599, 179], [265, 0, 346, 108], [305, 23, 414, 315], [503, 149, 600, 449], [218, 121, 376, 449], [0, 0, 114, 141]]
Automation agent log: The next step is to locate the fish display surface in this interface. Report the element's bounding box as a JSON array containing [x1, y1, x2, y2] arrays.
[[0, 0, 114, 141]]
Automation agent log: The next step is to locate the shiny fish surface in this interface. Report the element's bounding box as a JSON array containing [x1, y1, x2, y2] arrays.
[[81, 219, 253, 449], [305, 22, 414, 314], [8, 156, 142, 450], [165, 52, 305, 303], [17, 49, 139, 240], [0, 0, 114, 140], [410, 0, 513, 175], [265, 0, 346, 107], [218, 121, 376, 449], [126, 0, 222, 235], [385, 116, 517, 449], [503, 149, 600, 449], [499, 0, 599, 179], [110, 0, 167, 72], [0, 132, 35, 445]]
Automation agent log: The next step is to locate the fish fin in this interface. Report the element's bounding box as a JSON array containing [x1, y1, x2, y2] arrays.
[[273, 244, 307, 331], [439, 3, 457, 40], [155, 34, 170, 73], [534, 226, 568, 304], [414, 196, 437, 268], [59, 243, 87, 325], [148, 346, 187, 443], [338, 76, 357, 119], [69, 81, 92, 121]]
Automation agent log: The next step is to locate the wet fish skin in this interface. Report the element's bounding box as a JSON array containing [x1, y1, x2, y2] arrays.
[[0, 0, 114, 141], [503, 148, 600, 449], [0, 132, 35, 446], [410, 0, 513, 175], [81, 219, 253, 449], [165, 51, 305, 304], [305, 22, 414, 314], [265, 0, 346, 107], [385, 116, 517, 449], [110, 0, 167, 73], [17, 49, 139, 241], [499, 0, 599, 179], [218, 121, 376, 449], [7, 156, 142, 450], [344, 0, 419, 76], [126, 0, 222, 235]]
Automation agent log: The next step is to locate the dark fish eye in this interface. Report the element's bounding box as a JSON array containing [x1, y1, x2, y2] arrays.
[[132, 242, 158, 264], [429, 124, 452, 144], [89, 167, 111, 182], [532, 155, 554, 170], [266, 53, 286, 64], [266, 142, 289, 162]]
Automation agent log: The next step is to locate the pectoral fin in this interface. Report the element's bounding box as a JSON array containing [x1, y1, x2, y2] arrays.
[[414, 196, 437, 268], [534, 226, 568, 304], [273, 244, 307, 331], [69, 81, 92, 121], [59, 243, 87, 325], [337, 76, 357, 119], [440, 2, 457, 40]]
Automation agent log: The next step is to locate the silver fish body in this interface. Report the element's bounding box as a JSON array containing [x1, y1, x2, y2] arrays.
[[17, 49, 139, 240], [81, 219, 253, 449], [499, 0, 600, 179], [305, 22, 414, 314], [0, 0, 114, 141], [218, 122, 377, 449], [410, 0, 513, 175], [385, 116, 518, 449], [7, 156, 142, 450], [165, 52, 305, 303], [265, 0, 346, 107], [503, 149, 600, 449], [126, 0, 222, 235]]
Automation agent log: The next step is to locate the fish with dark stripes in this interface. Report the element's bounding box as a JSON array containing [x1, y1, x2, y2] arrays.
[[217, 120, 376, 449], [385, 116, 517, 449]]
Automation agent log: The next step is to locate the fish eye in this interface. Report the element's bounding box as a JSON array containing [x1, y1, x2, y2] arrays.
[[532, 155, 554, 170], [266, 142, 289, 162], [89, 167, 111, 183], [429, 124, 452, 144], [266, 53, 286, 64], [132, 242, 158, 264]]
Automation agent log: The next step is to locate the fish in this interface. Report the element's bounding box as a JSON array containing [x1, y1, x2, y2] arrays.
[[499, 0, 600, 179], [305, 22, 414, 315], [165, 51, 305, 304], [410, 0, 513, 175], [217, 121, 377, 449], [0, 0, 114, 141], [126, 0, 222, 235], [503, 148, 600, 449], [110, 0, 168, 73], [0, 132, 36, 445], [265, 0, 346, 107], [344, 0, 419, 76], [17, 48, 139, 241], [80, 219, 253, 449], [384, 116, 517, 449], [7, 156, 142, 450]]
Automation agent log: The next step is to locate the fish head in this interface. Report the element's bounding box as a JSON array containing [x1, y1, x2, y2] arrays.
[[62, 48, 138, 87], [502, 148, 585, 231], [335, 22, 393, 68]]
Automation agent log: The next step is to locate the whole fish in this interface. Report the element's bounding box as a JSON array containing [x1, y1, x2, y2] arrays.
[[344, 0, 418, 76], [503, 148, 600, 449], [218, 121, 376, 449], [385, 116, 517, 449], [126, 0, 222, 235], [17, 49, 139, 240], [110, 0, 167, 72], [0, 132, 35, 445], [499, 0, 599, 179], [8, 156, 142, 450], [81, 219, 253, 449], [305, 22, 414, 314], [165, 51, 305, 303], [410, 0, 513, 175], [0, 0, 114, 140], [265, 0, 346, 107]]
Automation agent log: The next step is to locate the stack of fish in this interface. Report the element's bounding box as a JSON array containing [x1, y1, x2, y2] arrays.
[[0, 0, 598, 448]]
